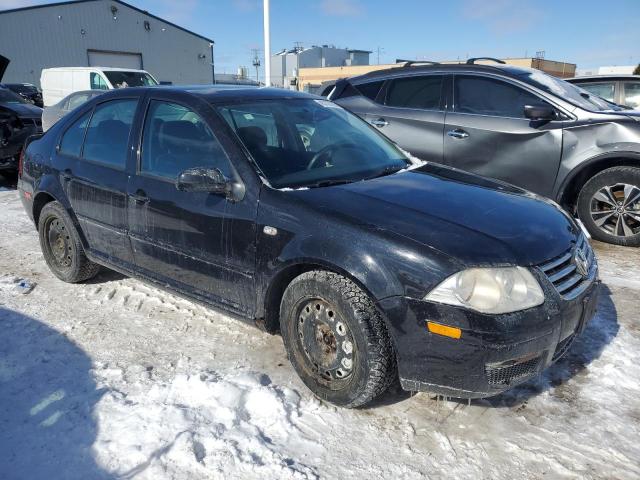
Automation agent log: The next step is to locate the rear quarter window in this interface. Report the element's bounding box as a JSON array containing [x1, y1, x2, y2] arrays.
[[354, 80, 384, 101], [59, 111, 91, 157]]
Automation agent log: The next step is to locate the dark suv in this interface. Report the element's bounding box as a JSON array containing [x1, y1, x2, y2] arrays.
[[18, 86, 599, 407], [330, 59, 640, 246]]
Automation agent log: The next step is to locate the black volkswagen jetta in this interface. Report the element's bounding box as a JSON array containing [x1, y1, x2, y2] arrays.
[[18, 86, 600, 407]]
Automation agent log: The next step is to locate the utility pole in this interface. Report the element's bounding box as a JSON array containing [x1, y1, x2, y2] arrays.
[[252, 48, 261, 84], [376, 46, 385, 65], [210, 42, 215, 84], [263, 0, 271, 86]]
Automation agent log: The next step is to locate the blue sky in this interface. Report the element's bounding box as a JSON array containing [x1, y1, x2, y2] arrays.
[[3, 0, 639, 77]]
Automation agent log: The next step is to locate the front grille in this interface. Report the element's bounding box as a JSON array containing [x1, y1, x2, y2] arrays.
[[552, 333, 575, 362], [485, 355, 541, 386], [538, 235, 596, 300]]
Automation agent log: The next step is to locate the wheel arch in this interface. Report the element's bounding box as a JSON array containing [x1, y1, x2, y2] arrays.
[[32, 191, 57, 227], [557, 152, 640, 211], [260, 259, 384, 335]]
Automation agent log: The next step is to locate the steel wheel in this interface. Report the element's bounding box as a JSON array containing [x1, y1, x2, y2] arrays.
[[296, 298, 355, 387], [44, 217, 74, 270], [590, 183, 640, 238]]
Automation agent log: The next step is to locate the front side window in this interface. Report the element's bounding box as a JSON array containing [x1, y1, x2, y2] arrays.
[[59, 111, 91, 157], [575, 82, 615, 102], [141, 101, 230, 180], [217, 99, 409, 189], [386, 75, 443, 110], [90, 72, 109, 90], [83, 99, 137, 168], [623, 82, 640, 109], [455, 76, 545, 118]]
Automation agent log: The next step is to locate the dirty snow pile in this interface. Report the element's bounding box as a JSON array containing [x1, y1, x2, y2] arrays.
[[1, 189, 640, 480]]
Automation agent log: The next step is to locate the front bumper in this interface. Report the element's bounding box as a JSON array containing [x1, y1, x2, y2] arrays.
[[379, 275, 601, 399]]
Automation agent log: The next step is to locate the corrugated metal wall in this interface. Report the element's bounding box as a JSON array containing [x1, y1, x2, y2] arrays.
[[0, 0, 213, 87]]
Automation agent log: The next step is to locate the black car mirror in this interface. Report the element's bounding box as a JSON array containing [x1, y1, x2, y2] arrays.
[[524, 104, 557, 121], [176, 167, 232, 196]]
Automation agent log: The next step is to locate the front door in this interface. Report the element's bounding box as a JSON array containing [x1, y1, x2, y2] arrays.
[[54, 98, 139, 268], [443, 74, 564, 197], [127, 95, 258, 315]]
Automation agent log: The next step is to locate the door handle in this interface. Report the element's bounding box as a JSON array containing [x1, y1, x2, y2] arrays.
[[129, 191, 149, 204], [370, 118, 389, 128], [447, 129, 469, 139]]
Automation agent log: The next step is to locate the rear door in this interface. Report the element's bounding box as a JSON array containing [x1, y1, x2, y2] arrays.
[[54, 97, 140, 269], [349, 75, 446, 163], [127, 93, 258, 315], [443, 74, 564, 197]]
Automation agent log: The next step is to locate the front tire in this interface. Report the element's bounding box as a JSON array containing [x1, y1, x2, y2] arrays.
[[577, 166, 640, 246], [280, 270, 396, 408], [38, 201, 100, 282]]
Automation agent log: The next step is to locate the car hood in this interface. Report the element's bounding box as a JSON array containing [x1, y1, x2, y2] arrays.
[[1, 101, 43, 117], [292, 164, 578, 267]]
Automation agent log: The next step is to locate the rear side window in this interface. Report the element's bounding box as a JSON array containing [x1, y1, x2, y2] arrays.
[[59, 111, 91, 157], [386, 76, 443, 109], [141, 100, 230, 180], [83, 99, 137, 168], [455, 76, 543, 118], [67, 93, 90, 110], [355, 80, 384, 101]]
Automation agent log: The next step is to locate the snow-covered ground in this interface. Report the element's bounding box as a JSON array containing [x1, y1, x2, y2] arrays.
[[1, 187, 639, 480]]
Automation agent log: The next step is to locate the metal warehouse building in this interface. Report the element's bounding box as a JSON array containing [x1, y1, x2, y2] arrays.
[[0, 0, 214, 87]]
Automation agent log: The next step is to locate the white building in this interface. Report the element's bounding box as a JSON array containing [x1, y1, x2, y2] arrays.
[[270, 45, 371, 89], [0, 0, 215, 87]]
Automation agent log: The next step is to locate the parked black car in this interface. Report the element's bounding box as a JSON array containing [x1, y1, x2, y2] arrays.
[[18, 86, 599, 407], [1, 87, 43, 170], [2, 83, 44, 108], [0, 55, 43, 170], [330, 59, 640, 246], [566, 75, 640, 110]]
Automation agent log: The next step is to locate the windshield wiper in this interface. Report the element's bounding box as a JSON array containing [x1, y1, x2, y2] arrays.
[[364, 163, 407, 181], [303, 178, 356, 189]]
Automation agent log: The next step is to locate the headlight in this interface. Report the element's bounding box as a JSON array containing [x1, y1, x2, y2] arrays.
[[425, 267, 544, 314]]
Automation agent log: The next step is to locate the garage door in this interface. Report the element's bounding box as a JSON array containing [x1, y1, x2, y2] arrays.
[[88, 50, 142, 69]]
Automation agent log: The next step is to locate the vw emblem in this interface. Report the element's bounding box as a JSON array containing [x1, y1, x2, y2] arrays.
[[573, 247, 589, 277]]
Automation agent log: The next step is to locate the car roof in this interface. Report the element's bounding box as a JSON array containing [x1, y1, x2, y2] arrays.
[[94, 85, 319, 103], [347, 63, 541, 84], [566, 75, 640, 82]]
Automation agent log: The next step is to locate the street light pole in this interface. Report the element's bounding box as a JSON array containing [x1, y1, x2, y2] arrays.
[[263, 0, 271, 86]]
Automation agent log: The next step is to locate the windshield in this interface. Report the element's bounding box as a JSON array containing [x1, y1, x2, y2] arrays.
[[103, 71, 158, 88], [515, 68, 623, 112], [216, 98, 410, 189], [0, 88, 27, 104]]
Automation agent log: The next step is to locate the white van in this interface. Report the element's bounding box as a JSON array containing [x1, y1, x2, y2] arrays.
[[40, 67, 158, 106]]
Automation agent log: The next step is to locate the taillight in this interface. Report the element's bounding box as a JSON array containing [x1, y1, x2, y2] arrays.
[[18, 148, 25, 178]]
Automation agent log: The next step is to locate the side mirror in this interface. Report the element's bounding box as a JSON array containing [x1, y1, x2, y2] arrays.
[[524, 104, 557, 121], [176, 167, 231, 196]]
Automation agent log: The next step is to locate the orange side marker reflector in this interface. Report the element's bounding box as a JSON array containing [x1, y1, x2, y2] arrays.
[[427, 321, 461, 339]]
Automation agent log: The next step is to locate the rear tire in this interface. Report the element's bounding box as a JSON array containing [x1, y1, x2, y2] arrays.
[[577, 166, 640, 246], [280, 270, 396, 408], [38, 201, 100, 282]]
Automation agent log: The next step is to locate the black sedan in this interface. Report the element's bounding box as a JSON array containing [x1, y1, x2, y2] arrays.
[[2, 83, 44, 108], [18, 86, 600, 407]]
